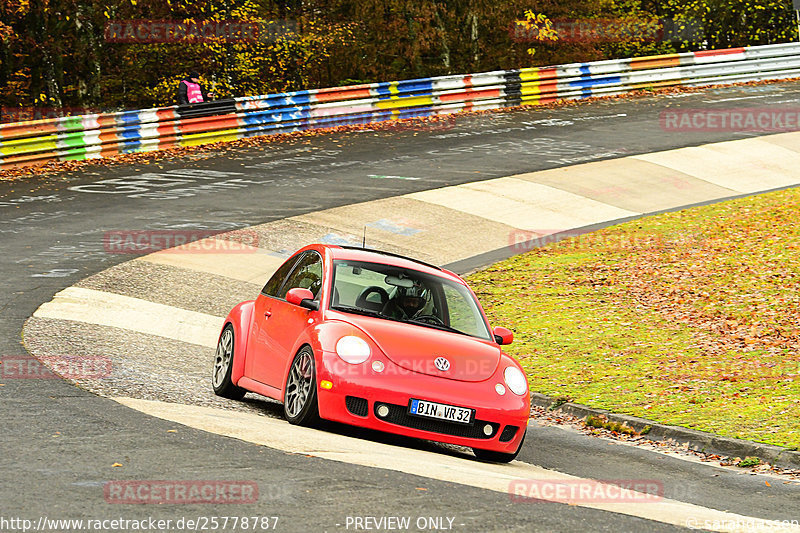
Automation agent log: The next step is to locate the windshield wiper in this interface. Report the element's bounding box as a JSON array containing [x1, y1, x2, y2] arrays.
[[329, 305, 387, 319], [405, 318, 468, 336]]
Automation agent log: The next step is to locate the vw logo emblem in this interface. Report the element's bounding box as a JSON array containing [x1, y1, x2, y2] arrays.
[[434, 357, 450, 372]]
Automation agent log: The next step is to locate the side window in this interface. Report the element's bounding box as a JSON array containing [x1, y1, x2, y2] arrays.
[[278, 252, 323, 299], [442, 284, 483, 334], [262, 254, 301, 297]]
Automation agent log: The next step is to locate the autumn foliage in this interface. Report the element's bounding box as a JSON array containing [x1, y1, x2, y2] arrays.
[[0, 0, 796, 115]]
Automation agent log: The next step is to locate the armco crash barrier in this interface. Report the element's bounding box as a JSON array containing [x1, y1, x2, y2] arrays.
[[3, 42, 800, 170]]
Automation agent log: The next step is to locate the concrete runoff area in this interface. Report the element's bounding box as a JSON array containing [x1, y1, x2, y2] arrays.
[[407, 178, 639, 232], [632, 138, 800, 193], [521, 158, 738, 214]]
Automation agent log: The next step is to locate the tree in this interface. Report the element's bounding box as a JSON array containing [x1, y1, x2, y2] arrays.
[[657, 0, 795, 50], [0, 0, 796, 115]]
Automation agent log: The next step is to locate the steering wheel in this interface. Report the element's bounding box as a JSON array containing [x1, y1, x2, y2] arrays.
[[355, 286, 389, 310], [412, 314, 445, 326]]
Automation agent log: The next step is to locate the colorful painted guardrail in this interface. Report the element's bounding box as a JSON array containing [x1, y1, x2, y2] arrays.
[[2, 42, 800, 170]]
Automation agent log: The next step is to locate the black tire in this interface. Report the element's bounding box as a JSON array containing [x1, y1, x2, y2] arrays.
[[473, 429, 526, 463], [212, 324, 247, 400], [283, 346, 320, 426]]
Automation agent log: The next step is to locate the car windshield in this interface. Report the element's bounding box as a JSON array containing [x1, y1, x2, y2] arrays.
[[329, 260, 492, 341]]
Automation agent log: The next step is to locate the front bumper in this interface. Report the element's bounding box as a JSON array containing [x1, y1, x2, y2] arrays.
[[315, 350, 529, 454]]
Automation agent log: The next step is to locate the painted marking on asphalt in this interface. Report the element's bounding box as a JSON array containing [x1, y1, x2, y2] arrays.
[[31, 269, 80, 278], [33, 287, 222, 347], [702, 95, 772, 103], [320, 232, 361, 246], [115, 398, 799, 533], [366, 218, 423, 236], [368, 174, 421, 180]]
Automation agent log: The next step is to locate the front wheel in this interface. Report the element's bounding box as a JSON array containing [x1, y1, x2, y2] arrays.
[[212, 324, 246, 400], [473, 429, 526, 463], [283, 346, 320, 426]]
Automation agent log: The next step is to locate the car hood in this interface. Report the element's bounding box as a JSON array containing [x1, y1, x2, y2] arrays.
[[340, 315, 501, 382]]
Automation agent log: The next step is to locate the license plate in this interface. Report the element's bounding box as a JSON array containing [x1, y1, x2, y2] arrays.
[[408, 399, 473, 425]]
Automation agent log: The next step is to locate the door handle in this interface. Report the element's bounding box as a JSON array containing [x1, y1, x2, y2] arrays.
[[264, 311, 272, 318]]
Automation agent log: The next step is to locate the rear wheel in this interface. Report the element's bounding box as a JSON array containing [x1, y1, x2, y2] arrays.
[[284, 346, 320, 426], [212, 324, 246, 400], [473, 429, 526, 463]]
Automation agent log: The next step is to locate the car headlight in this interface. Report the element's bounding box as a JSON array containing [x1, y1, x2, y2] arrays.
[[336, 336, 371, 364], [504, 366, 528, 396]]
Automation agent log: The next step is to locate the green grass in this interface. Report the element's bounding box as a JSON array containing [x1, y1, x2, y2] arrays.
[[468, 187, 800, 449]]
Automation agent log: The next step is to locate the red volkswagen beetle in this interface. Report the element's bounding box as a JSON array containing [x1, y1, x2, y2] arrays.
[[212, 244, 529, 462]]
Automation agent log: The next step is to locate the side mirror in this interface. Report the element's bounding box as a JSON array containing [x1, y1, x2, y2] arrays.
[[493, 326, 513, 345], [286, 287, 318, 311]]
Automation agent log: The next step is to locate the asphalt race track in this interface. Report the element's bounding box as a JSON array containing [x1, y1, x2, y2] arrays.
[[2, 82, 800, 532]]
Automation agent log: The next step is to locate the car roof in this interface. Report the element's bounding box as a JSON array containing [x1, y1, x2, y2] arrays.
[[322, 245, 462, 282]]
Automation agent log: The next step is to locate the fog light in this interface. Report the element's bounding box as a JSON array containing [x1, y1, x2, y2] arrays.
[[377, 404, 390, 418], [371, 361, 385, 373], [495, 383, 506, 396], [483, 424, 493, 436]]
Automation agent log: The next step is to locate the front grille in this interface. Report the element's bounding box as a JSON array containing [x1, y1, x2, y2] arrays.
[[375, 403, 498, 439], [499, 425, 519, 442], [345, 396, 368, 417]]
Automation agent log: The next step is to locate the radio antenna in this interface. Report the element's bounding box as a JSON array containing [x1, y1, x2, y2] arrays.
[[362, 226, 367, 248]]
